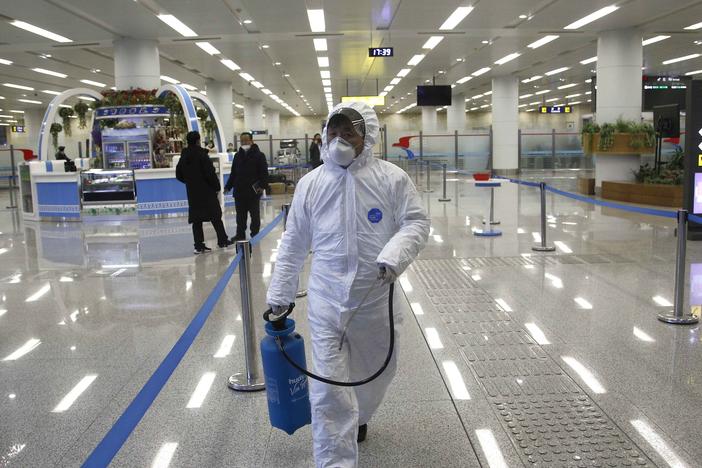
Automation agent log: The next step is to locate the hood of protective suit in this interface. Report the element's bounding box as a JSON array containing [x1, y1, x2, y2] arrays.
[[321, 101, 380, 167]]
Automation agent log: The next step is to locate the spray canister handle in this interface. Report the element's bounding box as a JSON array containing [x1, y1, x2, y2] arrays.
[[264, 303, 295, 330]]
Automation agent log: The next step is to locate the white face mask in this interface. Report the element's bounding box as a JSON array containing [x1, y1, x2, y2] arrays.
[[240, 144, 251, 151], [327, 137, 358, 167]]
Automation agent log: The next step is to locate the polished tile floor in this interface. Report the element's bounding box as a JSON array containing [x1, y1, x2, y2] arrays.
[[0, 168, 699, 467]]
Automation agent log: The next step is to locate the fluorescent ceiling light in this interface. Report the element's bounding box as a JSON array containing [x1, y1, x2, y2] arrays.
[[307, 9, 326, 32], [219, 59, 240, 71], [535, 89, 550, 95], [251, 81, 264, 89], [42, 90, 61, 96], [685, 21, 702, 30], [483, 91, 492, 95], [685, 69, 702, 76], [557, 83, 577, 90], [320, 70, 331, 79], [313, 38, 328, 51], [472, 67, 491, 76], [390, 78, 401, 85], [439, 6, 474, 30], [570, 101, 582, 105], [456, 76, 472, 84], [384, 85, 394, 92], [239, 73, 254, 82], [0, 58, 11, 65], [317, 57, 329, 67], [422, 36, 444, 49], [528, 35, 559, 49], [323, 87, 332, 93], [564, 5, 619, 30], [152, 443, 178, 468], [524, 323, 551, 345], [475, 429, 508, 467], [425, 327, 444, 349], [495, 52, 521, 65], [565, 93, 581, 99], [322, 79, 331, 86], [580, 57, 597, 65], [157, 14, 197, 37], [407, 54, 425, 66], [196, 42, 220, 55], [10, 20, 72, 43], [78, 96, 96, 102], [379, 91, 387, 97], [545, 97, 558, 102], [80, 79, 106, 88], [4, 83, 34, 91], [663, 54, 701, 65], [3, 338, 41, 361], [642, 35, 670, 46], [442, 361, 470, 399], [52, 375, 98, 412], [262, 89, 272, 95], [186, 372, 216, 408], [519, 93, 533, 99], [562, 356, 605, 393], [10, 110, 24, 113], [545, 67, 569, 76], [160, 75, 179, 84], [397, 68, 411, 77], [32, 68, 67, 78], [180, 83, 197, 90], [522, 75, 542, 83]]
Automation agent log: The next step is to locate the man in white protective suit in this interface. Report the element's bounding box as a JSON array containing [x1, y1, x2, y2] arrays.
[[266, 101, 430, 467]]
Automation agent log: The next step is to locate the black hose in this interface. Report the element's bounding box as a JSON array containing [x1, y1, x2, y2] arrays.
[[275, 283, 394, 387]]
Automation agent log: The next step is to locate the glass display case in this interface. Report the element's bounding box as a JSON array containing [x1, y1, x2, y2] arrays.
[[102, 128, 153, 170], [127, 141, 151, 169], [103, 142, 127, 169], [80, 170, 136, 204]]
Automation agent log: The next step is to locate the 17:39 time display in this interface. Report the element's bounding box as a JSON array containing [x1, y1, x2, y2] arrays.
[[368, 47, 394, 57]]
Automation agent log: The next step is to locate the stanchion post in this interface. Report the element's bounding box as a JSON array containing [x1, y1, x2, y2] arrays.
[[419, 131, 423, 162], [423, 161, 434, 193], [304, 133, 309, 163], [269, 134, 274, 166], [228, 240, 266, 391], [532, 182, 555, 252], [439, 163, 451, 202], [517, 129, 522, 172], [658, 210, 699, 324], [551, 128, 556, 170], [454, 130, 458, 170], [414, 160, 420, 187], [6, 145, 17, 209], [484, 186, 500, 225]]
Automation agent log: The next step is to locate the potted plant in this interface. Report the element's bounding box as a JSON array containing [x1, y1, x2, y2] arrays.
[[50, 123, 62, 150], [581, 119, 656, 153], [74, 102, 90, 129], [58, 107, 74, 136]]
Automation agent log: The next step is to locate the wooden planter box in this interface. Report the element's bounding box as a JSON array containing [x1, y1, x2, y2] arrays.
[[582, 133, 654, 154], [601, 181, 682, 207]]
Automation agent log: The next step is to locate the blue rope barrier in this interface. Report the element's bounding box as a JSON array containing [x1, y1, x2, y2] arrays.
[[82, 211, 285, 467], [545, 185, 677, 219], [689, 214, 702, 225]]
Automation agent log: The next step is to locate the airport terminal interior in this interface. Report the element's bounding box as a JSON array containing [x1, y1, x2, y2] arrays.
[[2, 1, 702, 467]]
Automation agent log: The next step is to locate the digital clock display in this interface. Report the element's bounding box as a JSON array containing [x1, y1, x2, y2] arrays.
[[369, 47, 394, 57]]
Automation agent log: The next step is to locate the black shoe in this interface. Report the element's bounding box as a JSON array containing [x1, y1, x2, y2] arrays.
[[357, 424, 367, 443], [218, 239, 235, 248], [231, 236, 245, 243], [194, 245, 212, 255]]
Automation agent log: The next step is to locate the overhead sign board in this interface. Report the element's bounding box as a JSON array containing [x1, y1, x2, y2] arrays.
[[95, 105, 170, 119], [341, 96, 386, 107], [11, 125, 25, 133], [539, 106, 571, 114], [368, 47, 394, 57]]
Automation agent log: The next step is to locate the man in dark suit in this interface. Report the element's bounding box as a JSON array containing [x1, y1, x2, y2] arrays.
[[176, 131, 233, 254], [225, 132, 270, 241]]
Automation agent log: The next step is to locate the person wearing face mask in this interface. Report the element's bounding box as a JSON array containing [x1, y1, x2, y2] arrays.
[[309, 133, 323, 169], [267, 102, 429, 467], [224, 132, 270, 241]]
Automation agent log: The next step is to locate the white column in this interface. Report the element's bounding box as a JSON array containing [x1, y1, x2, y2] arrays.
[[23, 108, 46, 155], [447, 93, 466, 132], [244, 98, 264, 131], [266, 110, 280, 137], [421, 107, 437, 133], [205, 80, 234, 147], [113, 38, 160, 90], [492, 75, 519, 172], [596, 30, 642, 122]]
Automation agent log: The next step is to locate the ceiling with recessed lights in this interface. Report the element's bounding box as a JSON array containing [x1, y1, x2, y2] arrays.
[[0, 0, 701, 117]]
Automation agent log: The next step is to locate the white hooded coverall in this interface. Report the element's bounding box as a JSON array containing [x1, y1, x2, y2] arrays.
[[266, 102, 430, 467]]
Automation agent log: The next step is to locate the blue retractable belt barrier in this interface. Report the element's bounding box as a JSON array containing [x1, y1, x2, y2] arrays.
[[83, 212, 285, 467], [689, 214, 702, 225], [544, 186, 677, 219]]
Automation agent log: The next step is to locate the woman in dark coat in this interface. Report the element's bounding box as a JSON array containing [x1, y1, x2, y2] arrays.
[[309, 133, 323, 168], [176, 131, 233, 253]]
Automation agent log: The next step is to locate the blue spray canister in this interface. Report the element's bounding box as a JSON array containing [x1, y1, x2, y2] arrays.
[[261, 308, 312, 435]]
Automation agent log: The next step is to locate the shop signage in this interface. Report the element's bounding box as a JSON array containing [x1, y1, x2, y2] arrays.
[[11, 125, 25, 133], [95, 105, 170, 119], [539, 106, 571, 114]]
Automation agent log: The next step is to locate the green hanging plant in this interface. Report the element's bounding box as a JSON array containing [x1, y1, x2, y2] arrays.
[[196, 108, 209, 121], [204, 120, 217, 142], [50, 123, 63, 150], [58, 107, 74, 136], [74, 102, 90, 129]]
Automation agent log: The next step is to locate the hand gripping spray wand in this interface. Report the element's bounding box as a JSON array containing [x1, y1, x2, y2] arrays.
[[260, 276, 395, 435]]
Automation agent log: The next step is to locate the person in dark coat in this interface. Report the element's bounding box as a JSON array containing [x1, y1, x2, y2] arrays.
[[309, 133, 322, 168], [224, 132, 270, 241], [176, 131, 233, 254], [55, 146, 71, 161]]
